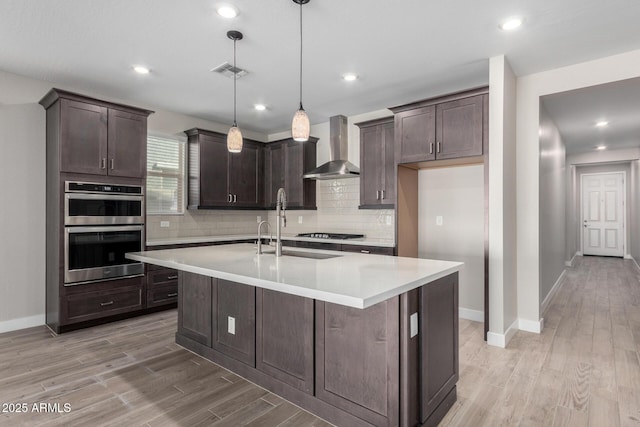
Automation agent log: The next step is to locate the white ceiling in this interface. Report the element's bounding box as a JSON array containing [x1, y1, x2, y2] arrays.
[[1, 0, 640, 135], [542, 77, 640, 154]]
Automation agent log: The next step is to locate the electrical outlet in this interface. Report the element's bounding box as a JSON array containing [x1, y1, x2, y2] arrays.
[[228, 316, 235, 335], [410, 313, 418, 337], [160, 221, 170, 228], [298, 216, 303, 224], [436, 216, 443, 226], [257, 215, 261, 223]]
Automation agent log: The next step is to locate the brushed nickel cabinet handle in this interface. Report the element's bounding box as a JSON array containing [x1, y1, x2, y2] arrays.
[[167, 275, 178, 280], [233, 194, 237, 203], [381, 190, 385, 200], [167, 293, 178, 297], [360, 250, 371, 254], [100, 301, 114, 307], [437, 141, 441, 153], [429, 143, 434, 154], [101, 158, 107, 169], [376, 190, 380, 200], [110, 159, 114, 170], [228, 194, 232, 203]]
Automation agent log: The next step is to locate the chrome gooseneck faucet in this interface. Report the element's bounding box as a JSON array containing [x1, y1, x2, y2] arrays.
[[257, 220, 272, 254], [275, 187, 287, 257]]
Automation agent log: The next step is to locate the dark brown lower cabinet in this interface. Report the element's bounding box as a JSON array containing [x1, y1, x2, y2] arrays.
[[175, 272, 459, 427], [315, 298, 400, 426], [256, 289, 314, 394], [177, 271, 212, 346], [211, 280, 256, 367]]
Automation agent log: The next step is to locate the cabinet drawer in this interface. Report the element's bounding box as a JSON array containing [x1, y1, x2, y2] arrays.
[[340, 244, 395, 256], [148, 268, 179, 287], [66, 285, 143, 322], [147, 283, 178, 308]]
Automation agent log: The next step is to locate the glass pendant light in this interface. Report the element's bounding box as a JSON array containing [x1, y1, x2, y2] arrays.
[[227, 30, 243, 153], [291, 0, 310, 142]]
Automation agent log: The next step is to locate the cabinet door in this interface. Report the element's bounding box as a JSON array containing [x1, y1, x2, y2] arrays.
[[107, 109, 147, 178], [381, 121, 396, 204], [265, 143, 285, 208], [360, 125, 383, 206], [199, 133, 230, 206], [256, 289, 314, 393], [436, 95, 484, 160], [395, 106, 435, 164], [420, 274, 458, 422], [60, 99, 108, 175], [285, 140, 305, 207], [229, 142, 260, 207], [178, 272, 212, 346], [211, 279, 256, 367], [316, 299, 400, 426]]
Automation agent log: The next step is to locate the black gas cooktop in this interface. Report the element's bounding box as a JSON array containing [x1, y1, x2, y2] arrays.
[[296, 233, 365, 240]]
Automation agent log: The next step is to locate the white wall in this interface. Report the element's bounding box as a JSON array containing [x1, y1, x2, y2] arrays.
[[487, 55, 518, 346], [538, 105, 566, 309], [517, 48, 640, 332], [418, 165, 485, 320], [0, 104, 46, 332], [632, 161, 640, 264]]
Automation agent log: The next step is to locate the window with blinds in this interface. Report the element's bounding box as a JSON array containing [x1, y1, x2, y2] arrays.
[[146, 136, 186, 214]]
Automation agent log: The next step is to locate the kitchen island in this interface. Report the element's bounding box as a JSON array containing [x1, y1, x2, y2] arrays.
[[127, 243, 462, 427]]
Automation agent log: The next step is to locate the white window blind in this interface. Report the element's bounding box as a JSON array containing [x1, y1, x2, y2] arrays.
[[146, 136, 186, 214]]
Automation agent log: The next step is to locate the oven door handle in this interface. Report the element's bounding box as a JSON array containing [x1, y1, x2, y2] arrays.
[[66, 193, 144, 202], [66, 225, 144, 234]]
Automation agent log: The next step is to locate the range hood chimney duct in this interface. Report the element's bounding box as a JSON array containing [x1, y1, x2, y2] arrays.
[[302, 115, 360, 180]]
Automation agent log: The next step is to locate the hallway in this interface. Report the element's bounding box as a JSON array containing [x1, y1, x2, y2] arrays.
[[442, 255, 640, 426]]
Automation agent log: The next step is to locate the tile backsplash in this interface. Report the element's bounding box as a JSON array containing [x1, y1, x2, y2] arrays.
[[147, 178, 395, 243]]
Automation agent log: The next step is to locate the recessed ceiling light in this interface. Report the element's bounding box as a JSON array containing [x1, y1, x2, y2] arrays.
[[500, 17, 523, 31], [596, 121, 609, 127], [254, 104, 266, 111], [597, 145, 607, 150], [133, 65, 150, 74], [216, 5, 238, 19], [342, 73, 358, 82]]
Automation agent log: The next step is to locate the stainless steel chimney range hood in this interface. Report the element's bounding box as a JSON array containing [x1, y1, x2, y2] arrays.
[[303, 115, 360, 180]]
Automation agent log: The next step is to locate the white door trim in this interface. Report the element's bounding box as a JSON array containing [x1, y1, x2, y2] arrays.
[[580, 171, 627, 257]]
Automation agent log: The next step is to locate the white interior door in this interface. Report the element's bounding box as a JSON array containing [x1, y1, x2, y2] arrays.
[[581, 172, 625, 257]]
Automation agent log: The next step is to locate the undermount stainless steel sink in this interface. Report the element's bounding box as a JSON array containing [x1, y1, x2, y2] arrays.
[[281, 250, 343, 260]]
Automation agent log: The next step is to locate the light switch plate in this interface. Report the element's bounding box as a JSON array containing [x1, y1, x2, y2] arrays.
[[160, 221, 170, 228], [228, 316, 235, 335], [436, 216, 443, 226], [410, 313, 418, 338], [298, 216, 303, 224]]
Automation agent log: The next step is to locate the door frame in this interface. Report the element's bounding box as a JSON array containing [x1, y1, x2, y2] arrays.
[[580, 171, 627, 257]]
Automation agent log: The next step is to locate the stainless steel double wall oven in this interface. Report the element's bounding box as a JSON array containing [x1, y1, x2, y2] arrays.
[[63, 181, 144, 285]]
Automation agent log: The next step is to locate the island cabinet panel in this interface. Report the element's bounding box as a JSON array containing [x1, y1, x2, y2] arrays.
[[420, 273, 459, 425], [178, 272, 212, 347], [256, 289, 314, 394], [211, 279, 256, 367], [315, 298, 400, 426], [59, 99, 109, 176]]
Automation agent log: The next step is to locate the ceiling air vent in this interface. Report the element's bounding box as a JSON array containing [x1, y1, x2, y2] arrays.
[[210, 62, 248, 79]]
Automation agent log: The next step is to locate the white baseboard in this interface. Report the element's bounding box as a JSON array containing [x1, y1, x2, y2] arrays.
[[519, 318, 544, 333], [628, 255, 640, 272], [565, 252, 579, 267], [0, 314, 45, 334], [576, 251, 583, 256], [459, 307, 484, 322], [486, 319, 518, 348], [541, 269, 567, 315]]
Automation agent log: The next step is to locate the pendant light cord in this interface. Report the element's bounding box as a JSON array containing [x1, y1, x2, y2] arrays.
[[233, 38, 237, 126], [299, 0, 303, 110]]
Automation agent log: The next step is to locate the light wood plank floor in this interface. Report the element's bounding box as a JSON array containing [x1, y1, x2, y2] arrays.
[[1, 255, 639, 426]]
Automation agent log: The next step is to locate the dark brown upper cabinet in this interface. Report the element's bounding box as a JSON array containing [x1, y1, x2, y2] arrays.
[[185, 128, 263, 209], [264, 137, 317, 210], [39, 89, 152, 179], [356, 117, 395, 208], [390, 88, 488, 165]]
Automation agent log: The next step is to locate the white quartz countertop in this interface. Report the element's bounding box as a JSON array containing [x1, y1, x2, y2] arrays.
[[146, 235, 395, 248], [127, 243, 462, 309]]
